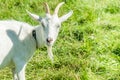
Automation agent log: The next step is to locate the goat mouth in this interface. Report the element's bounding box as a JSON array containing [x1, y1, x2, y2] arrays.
[[46, 42, 53, 46]]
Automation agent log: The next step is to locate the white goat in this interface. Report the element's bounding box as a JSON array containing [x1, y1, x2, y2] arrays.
[[0, 2, 73, 80]]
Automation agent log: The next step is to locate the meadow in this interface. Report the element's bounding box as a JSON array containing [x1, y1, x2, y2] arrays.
[[0, 0, 120, 80]]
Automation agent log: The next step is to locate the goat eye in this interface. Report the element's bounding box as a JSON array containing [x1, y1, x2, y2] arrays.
[[57, 25, 60, 28], [41, 22, 45, 27]]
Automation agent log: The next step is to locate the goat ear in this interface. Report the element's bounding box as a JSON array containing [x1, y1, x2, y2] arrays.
[[26, 10, 42, 21], [59, 10, 73, 23]]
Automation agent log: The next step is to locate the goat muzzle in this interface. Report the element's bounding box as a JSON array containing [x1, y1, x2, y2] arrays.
[[46, 37, 53, 43]]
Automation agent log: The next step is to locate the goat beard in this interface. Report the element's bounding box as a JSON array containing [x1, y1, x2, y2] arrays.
[[47, 46, 54, 62]]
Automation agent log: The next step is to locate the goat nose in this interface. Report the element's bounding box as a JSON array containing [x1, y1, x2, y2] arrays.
[[47, 37, 53, 43]]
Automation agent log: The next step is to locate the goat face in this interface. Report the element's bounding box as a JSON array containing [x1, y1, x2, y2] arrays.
[[40, 15, 61, 46], [27, 2, 73, 47]]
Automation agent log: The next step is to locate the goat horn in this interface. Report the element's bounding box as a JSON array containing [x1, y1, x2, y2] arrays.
[[44, 3, 50, 14], [54, 2, 64, 15]]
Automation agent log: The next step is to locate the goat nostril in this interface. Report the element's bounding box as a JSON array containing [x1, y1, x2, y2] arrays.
[[47, 38, 53, 43]]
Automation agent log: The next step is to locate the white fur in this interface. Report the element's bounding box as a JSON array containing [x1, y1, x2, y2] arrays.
[[0, 2, 73, 80]]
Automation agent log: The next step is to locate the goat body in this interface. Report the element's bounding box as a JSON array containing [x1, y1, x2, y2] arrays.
[[0, 20, 36, 68], [0, 20, 38, 80]]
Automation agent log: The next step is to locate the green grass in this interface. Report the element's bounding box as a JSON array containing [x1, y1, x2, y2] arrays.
[[0, 0, 120, 80]]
